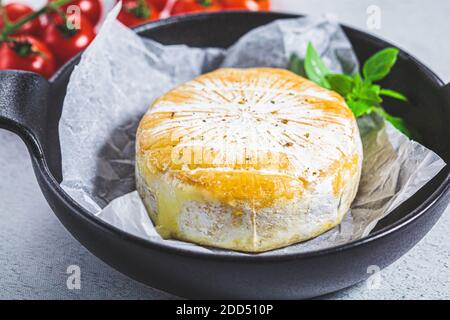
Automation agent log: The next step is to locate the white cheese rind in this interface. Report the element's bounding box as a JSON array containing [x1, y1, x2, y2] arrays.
[[136, 68, 363, 252]]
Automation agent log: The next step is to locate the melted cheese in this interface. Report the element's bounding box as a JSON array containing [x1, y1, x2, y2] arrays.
[[136, 68, 363, 252]]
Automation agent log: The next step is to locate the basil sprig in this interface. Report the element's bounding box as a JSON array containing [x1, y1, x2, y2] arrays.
[[289, 43, 410, 136]]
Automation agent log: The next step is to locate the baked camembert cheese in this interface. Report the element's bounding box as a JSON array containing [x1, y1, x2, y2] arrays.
[[136, 68, 363, 252]]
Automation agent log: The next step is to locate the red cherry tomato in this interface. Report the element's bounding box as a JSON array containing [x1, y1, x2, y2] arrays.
[[120, 0, 168, 11], [256, 0, 270, 10], [146, 0, 168, 11], [0, 3, 43, 36], [118, 0, 168, 12], [0, 36, 56, 79], [220, 0, 257, 10], [42, 13, 96, 65], [118, 0, 160, 28], [220, 0, 270, 11], [171, 0, 223, 16], [48, 0, 102, 26]]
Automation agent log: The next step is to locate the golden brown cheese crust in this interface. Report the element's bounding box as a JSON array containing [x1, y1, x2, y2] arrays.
[[136, 68, 363, 252]]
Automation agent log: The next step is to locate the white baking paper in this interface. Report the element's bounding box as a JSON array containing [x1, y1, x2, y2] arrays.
[[59, 5, 446, 255]]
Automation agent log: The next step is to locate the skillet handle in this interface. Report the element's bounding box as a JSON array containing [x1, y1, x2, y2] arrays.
[[0, 70, 50, 159]]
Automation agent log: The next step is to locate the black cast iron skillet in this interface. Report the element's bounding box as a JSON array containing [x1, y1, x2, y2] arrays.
[[0, 12, 449, 299]]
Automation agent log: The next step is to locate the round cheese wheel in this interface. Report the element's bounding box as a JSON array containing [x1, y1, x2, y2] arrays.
[[136, 68, 362, 252]]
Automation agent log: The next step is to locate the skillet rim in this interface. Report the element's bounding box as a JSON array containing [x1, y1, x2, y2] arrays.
[[46, 11, 450, 262]]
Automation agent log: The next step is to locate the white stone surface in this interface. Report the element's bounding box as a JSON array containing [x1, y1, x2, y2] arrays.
[[0, 0, 449, 299]]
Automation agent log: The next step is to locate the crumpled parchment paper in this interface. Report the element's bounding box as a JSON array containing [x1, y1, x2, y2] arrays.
[[59, 5, 446, 255]]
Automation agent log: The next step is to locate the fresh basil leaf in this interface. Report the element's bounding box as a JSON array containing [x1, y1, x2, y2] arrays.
[[288, 54, 306, 77], [370, 84, 381, 95], [304, 42, 331, 88], [296, 44, 411, 137], [363, 48, 399, 81], [380, 89, 408, 101], [347, 99, 373, 117], [352, 73, 363, 92], [325, 74, 354, 96], [359, 85, 383, 104]]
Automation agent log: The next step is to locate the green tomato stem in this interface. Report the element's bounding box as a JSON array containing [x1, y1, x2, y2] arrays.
[[0, 1, 12, 27], [0, 0, 73, 41], [132, 0, 151, 19], [199, 0, 213, 7]]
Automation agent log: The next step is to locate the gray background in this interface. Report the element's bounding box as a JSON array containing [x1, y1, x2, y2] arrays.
[[0, 0, 449, 299]]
